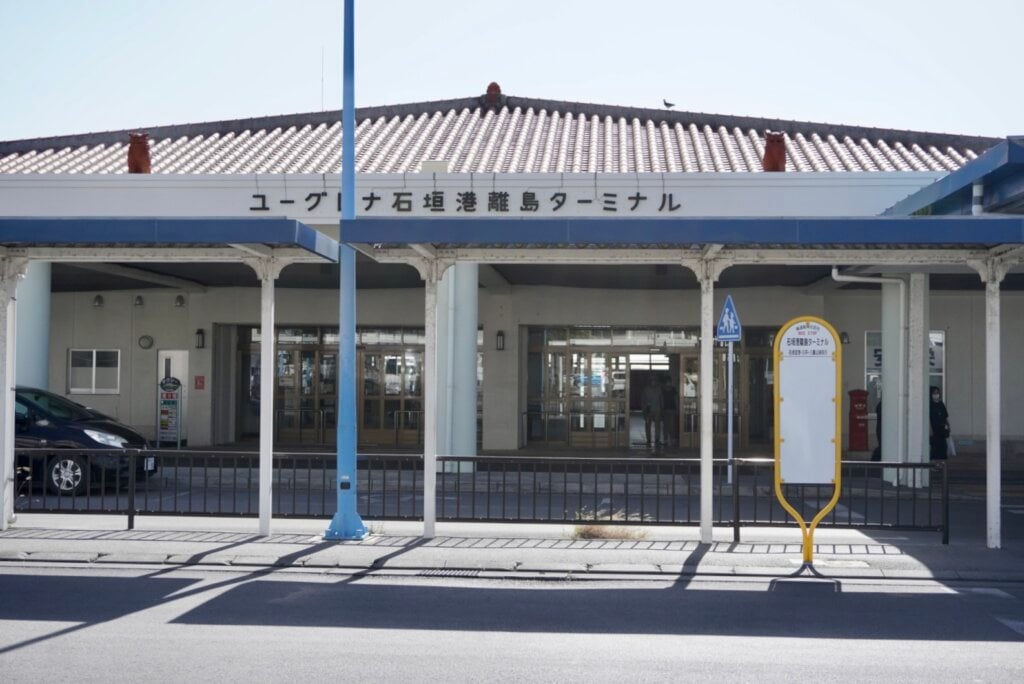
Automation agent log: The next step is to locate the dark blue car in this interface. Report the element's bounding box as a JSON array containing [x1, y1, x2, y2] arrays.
[[14, 387, 155, 495]]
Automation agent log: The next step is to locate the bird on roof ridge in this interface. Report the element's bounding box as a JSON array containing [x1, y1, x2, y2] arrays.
[[663, 99, 675, 109]]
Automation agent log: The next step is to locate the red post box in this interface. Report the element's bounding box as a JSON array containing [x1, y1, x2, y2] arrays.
[[848, 389, 869, 452]]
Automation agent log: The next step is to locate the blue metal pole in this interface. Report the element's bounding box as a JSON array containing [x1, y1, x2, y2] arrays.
[[325, 0, 366, 539]]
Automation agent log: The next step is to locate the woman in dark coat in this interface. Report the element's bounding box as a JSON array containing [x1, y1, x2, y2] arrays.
[[929, 387, 950, 460]]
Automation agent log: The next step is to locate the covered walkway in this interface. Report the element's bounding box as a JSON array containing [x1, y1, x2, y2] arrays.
[[0, 217, 340, 537]]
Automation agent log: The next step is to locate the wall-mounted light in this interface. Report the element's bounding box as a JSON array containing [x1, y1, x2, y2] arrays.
[[92, 295, 104, 308], [174, 294, 186, 308], [495, 330, 505, 351], [195, 328, 206, 349], [134, 295, 144, 307], [840, 331, 851, 344]]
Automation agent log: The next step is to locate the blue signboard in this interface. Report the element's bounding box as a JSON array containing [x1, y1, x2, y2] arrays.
[[716, 295, 742, 342]]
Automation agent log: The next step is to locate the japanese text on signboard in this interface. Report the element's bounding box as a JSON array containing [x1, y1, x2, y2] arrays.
[[248, 190, 682, 216]]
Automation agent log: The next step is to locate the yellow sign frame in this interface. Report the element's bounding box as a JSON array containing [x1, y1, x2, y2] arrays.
[[773, 315, 843, 566]]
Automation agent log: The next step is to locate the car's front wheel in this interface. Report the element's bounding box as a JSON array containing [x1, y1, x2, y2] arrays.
[[46, 454, 87, 496]]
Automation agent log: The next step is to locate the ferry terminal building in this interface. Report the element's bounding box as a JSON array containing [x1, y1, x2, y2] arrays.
[[2, 90, 1023, 544]]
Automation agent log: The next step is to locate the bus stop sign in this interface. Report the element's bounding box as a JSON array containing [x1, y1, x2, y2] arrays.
[[773, 315, 843, 569], [716, 295, 742, 342]]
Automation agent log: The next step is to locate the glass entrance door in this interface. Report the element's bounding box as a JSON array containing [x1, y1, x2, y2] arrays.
[[525, 326, 779, 452], [744, 352, 773, 447], [677, 349, 737, 448], [359, 350, 423, 447], [568, 352, 627, 447], [275, 350, 333, 444], [679, 355, 699, 447]]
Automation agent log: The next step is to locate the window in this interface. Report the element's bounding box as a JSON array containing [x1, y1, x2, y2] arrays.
[[864, 331, 945, 414], [68, 349, 120, 394]]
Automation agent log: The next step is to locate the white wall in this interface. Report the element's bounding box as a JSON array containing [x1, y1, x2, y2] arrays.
[[49, 290, 192, 437], [47, 283, 1024, 448], [825, 289, 1024, 444], [48, 285, 426, 445]]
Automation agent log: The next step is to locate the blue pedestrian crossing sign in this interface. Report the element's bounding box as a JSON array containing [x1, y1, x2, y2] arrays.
[[716, 295, 742, 342]]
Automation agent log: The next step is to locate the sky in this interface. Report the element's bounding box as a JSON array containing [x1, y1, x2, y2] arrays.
[[1, 0, 1022, 141]]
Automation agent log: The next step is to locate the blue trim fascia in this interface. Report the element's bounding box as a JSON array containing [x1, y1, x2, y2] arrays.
[[883, 137, 1024, 216], [342, 216, 1024, 246], [985, 171, 1024, 212], [0, 217, 340, 261]]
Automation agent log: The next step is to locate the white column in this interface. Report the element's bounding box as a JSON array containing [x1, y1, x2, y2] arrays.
[[906, 273, 929, 486], [699, 268, 714, 543], [15, 262, 49, 388], [435, 272, 451, 456], [0, 258, 26, 531], [984, 276, 1002, 549], [451, 263, 479, 457], [435, 263, 477, 472], [880, 280, 906, 483], [422, 269, 439, 538], [0, 285, 16, 530], [254, 261, 281, 537]]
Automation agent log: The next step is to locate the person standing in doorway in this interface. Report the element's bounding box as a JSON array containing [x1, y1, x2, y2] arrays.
[[929, 386, 950, 460], [661, 376, 678, 448], [642, 376, 664, 447]]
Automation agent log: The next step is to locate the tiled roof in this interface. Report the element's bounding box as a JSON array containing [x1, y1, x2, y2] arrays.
[[0, 95, 998, 175]]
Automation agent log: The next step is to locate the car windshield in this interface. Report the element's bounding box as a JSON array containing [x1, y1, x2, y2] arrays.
[[17, 389, 94, 422]]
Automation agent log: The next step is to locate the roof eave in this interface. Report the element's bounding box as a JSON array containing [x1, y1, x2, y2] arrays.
[[883, 137, 1024, 216]]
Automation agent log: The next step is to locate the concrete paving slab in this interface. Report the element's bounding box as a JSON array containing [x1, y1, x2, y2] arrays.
[[588, 563, 662, 574], [515, 562, 589, 574], [879, 569, 949, 580], [24, 551, 99, 563], [164, 553, 231, 565], [446, 560, 519, 572], [228, 555, 293, 567], [298, 554, 342, 568], [96, 553, 170, 565]]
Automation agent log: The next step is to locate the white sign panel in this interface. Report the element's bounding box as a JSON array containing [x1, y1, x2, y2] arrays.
[[0, 172, 944, 222], [776, 319, 840, 484]]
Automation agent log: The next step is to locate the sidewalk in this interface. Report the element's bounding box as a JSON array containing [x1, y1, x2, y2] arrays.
[[2, 514, 1022, 583]]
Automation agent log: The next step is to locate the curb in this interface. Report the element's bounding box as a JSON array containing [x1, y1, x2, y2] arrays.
[[4, 551, 1024, 584]]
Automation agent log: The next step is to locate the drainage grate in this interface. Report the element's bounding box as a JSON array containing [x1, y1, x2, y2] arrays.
[[418, 568, 481, 578]]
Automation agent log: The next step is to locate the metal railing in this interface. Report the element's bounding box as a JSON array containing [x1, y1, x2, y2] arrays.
[[13, 449, 948, 542]]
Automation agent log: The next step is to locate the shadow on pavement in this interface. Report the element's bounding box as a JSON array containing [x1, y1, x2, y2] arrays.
[[1, 571, 1021, 643], [163, 579, 1015, 641]]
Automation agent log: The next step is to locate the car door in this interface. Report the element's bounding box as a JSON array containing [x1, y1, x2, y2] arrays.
[[13, 398, 47, 448]]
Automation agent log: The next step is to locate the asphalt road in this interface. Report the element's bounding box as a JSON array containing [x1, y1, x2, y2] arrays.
[[1, 565, 1022, 682]]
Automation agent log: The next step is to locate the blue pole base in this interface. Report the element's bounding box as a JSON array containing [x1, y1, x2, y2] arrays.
[[324, 510, 367, 540]]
